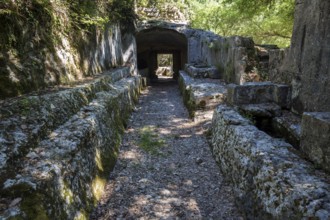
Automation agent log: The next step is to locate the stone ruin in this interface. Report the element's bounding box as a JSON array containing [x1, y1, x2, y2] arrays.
[[0, 0, 329, 218], [171, 0, 330, 218]]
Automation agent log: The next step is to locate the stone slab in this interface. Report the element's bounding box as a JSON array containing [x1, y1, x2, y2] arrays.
[[239, 103, 282, 118], [185, 64, 220, 79], [190, 83, 226, 110], [227, 82, 291, 108], [272, 110, 301, 149], [179, 71, 226, 118], [301, 112, 330, 173], [211, 105, 330, 219]]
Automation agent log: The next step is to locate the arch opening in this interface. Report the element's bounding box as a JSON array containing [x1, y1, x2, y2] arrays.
[[136, 27, 188, 81]]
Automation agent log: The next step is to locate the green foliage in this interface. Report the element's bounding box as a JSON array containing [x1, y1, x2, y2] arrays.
[[190, 0, 294, 47], [67, 0, 109, 29], [108, 0, 137, 29], [138, 126, 166, 155]]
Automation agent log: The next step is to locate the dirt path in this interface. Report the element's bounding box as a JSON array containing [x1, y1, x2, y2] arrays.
[[90, 80, 243, 219]]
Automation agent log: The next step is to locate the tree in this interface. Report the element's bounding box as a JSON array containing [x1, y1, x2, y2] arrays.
[[135, 0, 295, 47]]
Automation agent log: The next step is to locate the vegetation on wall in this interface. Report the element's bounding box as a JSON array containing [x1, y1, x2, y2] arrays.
[[0, 0, 136, 98]]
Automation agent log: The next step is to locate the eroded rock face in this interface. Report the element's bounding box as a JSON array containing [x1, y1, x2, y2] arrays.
[[0, 24, 137, 99], [268, 49, 289, 84], [301, 112, 330, 173], [211, 105, 330, 219], [0, 68, 143, 219], [281, 0, 330, 113]]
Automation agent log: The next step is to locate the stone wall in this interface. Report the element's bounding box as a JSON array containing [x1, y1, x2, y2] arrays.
[[211, 105, 330, 219], [137, 21, 259, 85], [0, 68, 143, 219], [280, 0, 330, 113]]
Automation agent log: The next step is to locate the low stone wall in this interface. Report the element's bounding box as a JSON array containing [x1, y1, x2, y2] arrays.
[[178, 71, 226, 119], [0, 68, 131, 178], [0, 68, 143, 219], [210, 105, 330, 219]]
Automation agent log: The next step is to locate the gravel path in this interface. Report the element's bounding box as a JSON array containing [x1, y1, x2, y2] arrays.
[[90, 79, 243, 219]]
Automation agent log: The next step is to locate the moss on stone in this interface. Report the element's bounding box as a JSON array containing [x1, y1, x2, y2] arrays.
[[20, 193, 49, 220]]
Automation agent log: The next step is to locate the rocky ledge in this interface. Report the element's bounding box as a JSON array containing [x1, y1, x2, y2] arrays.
[[0, 68, 143, 219]]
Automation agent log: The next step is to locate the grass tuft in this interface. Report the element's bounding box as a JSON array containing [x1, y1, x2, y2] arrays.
[[138, 126, 166, 156]]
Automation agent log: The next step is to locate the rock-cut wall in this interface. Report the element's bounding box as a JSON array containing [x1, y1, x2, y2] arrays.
[[0, 22, 138, 99], [0, 68, 143, 219], [281, 0, 330, 113]]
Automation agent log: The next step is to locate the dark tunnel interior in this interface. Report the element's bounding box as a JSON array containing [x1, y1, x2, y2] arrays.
[[135, 27, 188, 80]]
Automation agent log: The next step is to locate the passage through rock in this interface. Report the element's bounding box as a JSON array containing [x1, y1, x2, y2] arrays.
[[90, 79, 243, 219]]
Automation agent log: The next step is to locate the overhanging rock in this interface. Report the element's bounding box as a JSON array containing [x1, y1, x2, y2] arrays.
[[210, 105, 330, 219]]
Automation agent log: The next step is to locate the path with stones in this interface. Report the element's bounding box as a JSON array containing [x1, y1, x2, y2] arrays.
[[90, 79, 243, 219]]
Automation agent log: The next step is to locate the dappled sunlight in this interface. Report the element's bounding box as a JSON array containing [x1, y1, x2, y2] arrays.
[[121, 149, 143, 161], [92, 175, 107, 202], [95, 149, 104, 172], [90, 80, 242, 219]]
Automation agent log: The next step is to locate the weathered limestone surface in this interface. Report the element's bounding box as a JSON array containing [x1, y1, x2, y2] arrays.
[[211, 105, 330, 219], [1, 23, 138, 99], [0, 68, 143, 219], [195, 34, 257, 84], [0, 68, 130, 180], [227, 82, 291, 109], [301, 112, 330, 173], [178, 71, 226, 118], [280, 0, 330, 113], [272, 111, 301, 149], [239, 103, 282, 118], [268, 49, 289, 84], [185, 64, 219, 79]]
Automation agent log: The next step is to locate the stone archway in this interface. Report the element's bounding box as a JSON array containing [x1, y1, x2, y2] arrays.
[[135, 27, 188, 80]]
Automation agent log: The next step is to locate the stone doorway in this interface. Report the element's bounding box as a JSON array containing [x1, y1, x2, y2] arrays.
[[136, 27, 188, 81]]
